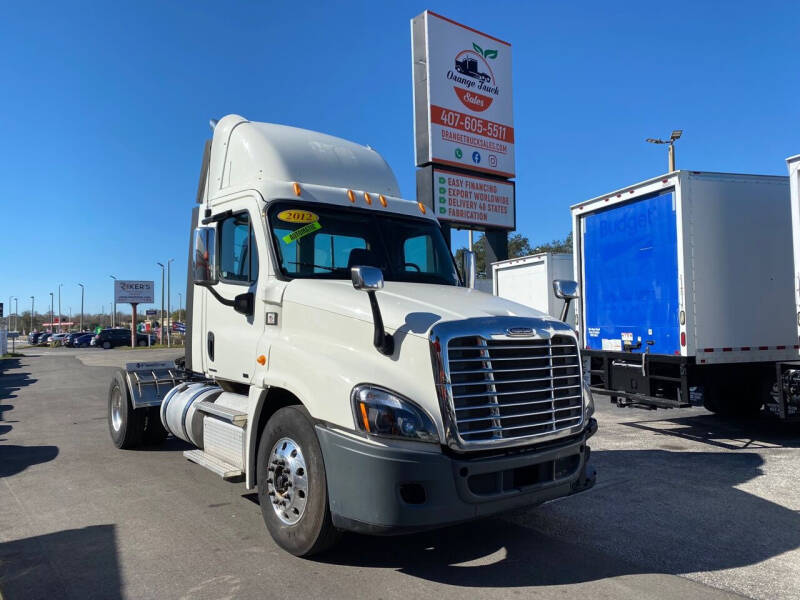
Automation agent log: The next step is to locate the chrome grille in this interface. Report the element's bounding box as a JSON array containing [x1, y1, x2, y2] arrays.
[[446, 335, 583, 444]]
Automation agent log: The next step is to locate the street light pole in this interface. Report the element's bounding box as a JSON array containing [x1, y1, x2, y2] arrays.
[[167, 258, 174, 347], [157, 262, 165, 345], [645, 130, 683, 172], [109, 275, 117, 328], [78, 283, 85, 331], [178, 292, 183, 323], [30, 296, 34, 333], [58, 283, 63, 332], [13, 297, 18, 333], [49, 292, 54, 334]]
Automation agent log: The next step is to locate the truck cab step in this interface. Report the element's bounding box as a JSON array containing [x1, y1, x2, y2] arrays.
[[195, 400, 247, 427], [183, 449, 243, 480]]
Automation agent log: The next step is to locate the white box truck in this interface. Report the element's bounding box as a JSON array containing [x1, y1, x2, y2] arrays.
[[492, 253, 575, 326], [108, 115, 597, 556], [571, 170, 798, 418]]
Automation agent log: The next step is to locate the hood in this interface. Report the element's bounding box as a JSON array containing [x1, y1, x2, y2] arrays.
[[282, 279, 558, 337]]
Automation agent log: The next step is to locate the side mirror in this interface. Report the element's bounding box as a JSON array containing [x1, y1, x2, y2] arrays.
[[233, 292, 254, 316], [463, 250, 476, 289], [351, 265, 384, 291], [193, 227, 217, 285], [350, 266, 393, 356], [553, 279, 579, 323], [553, 279, 579, 300]]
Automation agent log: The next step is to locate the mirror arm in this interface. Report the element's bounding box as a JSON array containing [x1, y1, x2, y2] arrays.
[[367, 291, 394, 356], [196, 282, 236, 307], [560, 298, 572, 323]]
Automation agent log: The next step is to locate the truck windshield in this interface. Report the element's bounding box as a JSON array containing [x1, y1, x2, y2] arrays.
[[267, 202, 460, 286]]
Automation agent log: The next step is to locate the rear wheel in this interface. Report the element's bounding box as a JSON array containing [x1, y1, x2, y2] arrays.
[[703, 377, 763, 417], [108, 370, 145, 448], [137, 339, 147, 347], [103, 341, 111, 349], [257, 405, 339, 556]]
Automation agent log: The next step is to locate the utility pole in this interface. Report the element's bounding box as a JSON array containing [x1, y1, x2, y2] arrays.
[[157, 262, 165, 344], [646, 130, 683, 172], [178, 292, 183, 323], [109, 275, 117, 328], [30, 296, 34, 332], [167, 258, 174, 347], [78, 283, 85, 331], [58, 283, 63, 332]]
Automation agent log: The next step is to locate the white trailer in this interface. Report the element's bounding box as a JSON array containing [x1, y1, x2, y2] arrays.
[[107, 115, 597, 556], [492, 253, 575, 325], [571, 170, 796, 417]]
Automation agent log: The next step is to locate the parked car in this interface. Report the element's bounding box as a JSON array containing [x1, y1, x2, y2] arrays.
[[50, 333, 69, 345], [93, 328, 147, 349], [64, 332, 86, 347], [29, 332, 42, 344], [38, 333, 52, 345], [74, 333, 94, 348]]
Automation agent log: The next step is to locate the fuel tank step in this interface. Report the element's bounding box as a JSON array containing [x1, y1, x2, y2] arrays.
[[195, 400, 247, 427], [183, 449, 243, 480]]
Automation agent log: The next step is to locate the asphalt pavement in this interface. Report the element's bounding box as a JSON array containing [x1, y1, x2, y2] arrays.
[[2, 346, 799, 599]]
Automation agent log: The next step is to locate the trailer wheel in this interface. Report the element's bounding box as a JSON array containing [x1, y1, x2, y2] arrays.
[[143, 406, 168, 444], [703, 379, 763, 417], [108, 370, 145, 448], [257, 405, 339, 556]]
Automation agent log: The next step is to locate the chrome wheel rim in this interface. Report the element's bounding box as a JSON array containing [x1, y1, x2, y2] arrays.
[[267, 437, 308, 525], [111, 386, 123, 431]]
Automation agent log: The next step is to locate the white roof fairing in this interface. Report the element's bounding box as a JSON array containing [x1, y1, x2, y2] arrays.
[[208, 115, 401, 198]]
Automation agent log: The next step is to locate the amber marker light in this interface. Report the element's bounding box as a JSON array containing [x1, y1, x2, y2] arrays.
[[358, 401, 371, 432], [379, 194, 387, 207], [364, 192, 372, 205], [417, 202, 427, 214], [257, 355, 266, 365], [347, 189, 356, 203], [292, 182, 302, 196]]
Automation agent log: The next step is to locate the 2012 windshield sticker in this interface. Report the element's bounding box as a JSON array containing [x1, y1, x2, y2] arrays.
[[282, 221, 321, 244], [277, 209, 318, 224]]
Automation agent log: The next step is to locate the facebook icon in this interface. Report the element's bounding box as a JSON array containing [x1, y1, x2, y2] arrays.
[[472, 151, 481, 164]]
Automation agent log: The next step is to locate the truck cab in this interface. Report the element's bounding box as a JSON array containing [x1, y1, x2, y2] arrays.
[[108, 115, 596, 556]]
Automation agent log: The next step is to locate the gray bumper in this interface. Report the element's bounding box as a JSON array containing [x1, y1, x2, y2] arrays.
[[316, 418, 597, 534]]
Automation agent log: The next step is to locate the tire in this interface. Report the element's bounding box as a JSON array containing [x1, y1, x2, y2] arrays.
[[103, 341, 111, 350], [138, 340, 147, 347], [108, 370, 145, 449], [703, 378, 763, 417], [143, 406, 168, 444], [257, 405, 339, 556]]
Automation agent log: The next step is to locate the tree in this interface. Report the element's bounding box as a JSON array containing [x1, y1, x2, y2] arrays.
[[454, 232, 572, 279]]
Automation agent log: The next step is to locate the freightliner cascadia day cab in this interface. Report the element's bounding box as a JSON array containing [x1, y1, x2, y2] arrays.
[[571, 169, 800, 420], [107, 115, 597, 556]]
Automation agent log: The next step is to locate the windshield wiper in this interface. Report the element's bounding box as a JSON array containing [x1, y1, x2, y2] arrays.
[[288, 261, 345, 272]]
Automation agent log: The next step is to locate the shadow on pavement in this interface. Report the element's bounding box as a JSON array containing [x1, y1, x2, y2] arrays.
[[0, 358, 37, 402], [622, 412, 800, 450], [317, 449, 800, 587], [0, 525, 122, 600]]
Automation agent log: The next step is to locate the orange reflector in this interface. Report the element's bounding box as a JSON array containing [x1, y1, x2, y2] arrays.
[[347, 189, 356, 203], [364, 192, 372, 205], [417, 202, 426, 214], [257, 355, 266, 365], [292, 182, 302, 196], [359, 402, 371, 432], [379, 194, 387, 207]]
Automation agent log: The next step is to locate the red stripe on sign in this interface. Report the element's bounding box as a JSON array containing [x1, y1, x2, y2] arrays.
[[741, 346, 750, 351], [759, 346, 769, 350], [431, 105, 515, 142], [777, 346, 786, 350], [703, 348, 714, 352], [722, 348, 732, 352]]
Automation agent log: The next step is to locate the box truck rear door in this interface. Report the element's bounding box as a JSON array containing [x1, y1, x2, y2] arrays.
[[582, 190, 679, 355]]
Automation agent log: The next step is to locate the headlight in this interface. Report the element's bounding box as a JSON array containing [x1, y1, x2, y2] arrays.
[[351, 385, 439, 443], [583, 381, 595, 418]]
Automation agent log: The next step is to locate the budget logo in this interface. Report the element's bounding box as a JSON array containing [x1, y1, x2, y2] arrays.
[[447, 42, 499, 112]]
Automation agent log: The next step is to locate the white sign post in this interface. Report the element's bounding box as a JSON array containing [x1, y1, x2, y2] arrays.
[[412, 11, 515, 179], [114, 280, 154, 347]]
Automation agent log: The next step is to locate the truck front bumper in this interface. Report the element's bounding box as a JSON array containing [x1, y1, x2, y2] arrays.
[[316, 418, 597, 535]]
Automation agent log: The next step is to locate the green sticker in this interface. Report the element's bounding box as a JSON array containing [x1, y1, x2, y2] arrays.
[[282, 221, 321, 244], [438, 176, 446, 184]]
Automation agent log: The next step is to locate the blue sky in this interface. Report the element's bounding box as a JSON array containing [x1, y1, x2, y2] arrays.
[[1, 1, 797, 318]]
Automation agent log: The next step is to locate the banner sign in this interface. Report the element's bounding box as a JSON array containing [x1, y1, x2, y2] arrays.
[[430, 168, 515, 230], [114, 280, 154, 304], [412, 11, 514, 178], [145, 309, 157, 316]]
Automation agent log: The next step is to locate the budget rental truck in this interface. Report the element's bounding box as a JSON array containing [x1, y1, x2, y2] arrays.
[[571, 169, 800, 419], [108, 115, 597, 556]]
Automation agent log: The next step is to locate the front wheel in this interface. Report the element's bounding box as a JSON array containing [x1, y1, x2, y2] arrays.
[[257, 405, 339, 556]]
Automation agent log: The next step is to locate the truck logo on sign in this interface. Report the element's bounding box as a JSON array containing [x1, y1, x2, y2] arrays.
[[448, 43, 499, 113]]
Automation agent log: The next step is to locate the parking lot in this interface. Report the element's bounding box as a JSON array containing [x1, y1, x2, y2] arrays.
[[1, 346, 799, 600]]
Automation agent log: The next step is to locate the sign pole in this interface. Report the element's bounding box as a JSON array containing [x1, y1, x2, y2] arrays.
[[131, 303, 138, 347]]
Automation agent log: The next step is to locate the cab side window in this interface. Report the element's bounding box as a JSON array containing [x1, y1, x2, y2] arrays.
[[219, 212, 259, 283]]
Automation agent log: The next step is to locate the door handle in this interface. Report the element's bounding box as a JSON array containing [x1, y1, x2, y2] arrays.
[[207, 331, 215, 362]]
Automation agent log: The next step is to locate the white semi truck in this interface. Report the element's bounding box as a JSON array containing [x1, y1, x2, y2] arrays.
[[108, 115, 597, 556], [571, 168, 800, 420]]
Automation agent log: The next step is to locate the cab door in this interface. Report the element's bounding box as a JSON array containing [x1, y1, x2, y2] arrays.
[[204, 200, 264, 384]]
